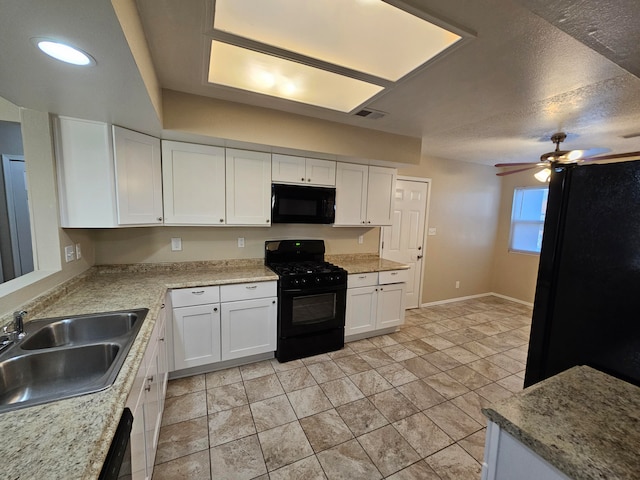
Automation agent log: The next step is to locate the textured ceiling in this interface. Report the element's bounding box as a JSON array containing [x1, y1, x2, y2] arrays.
[[1, 0, 639, 166]]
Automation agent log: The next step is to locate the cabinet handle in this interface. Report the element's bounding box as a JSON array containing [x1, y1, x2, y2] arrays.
[[214, 307, 218, 312], [367, 220, 371, 224], [375, 288, 378, 291], [159, 337, 165, 342], [272, 300, 276, 304], [391, 272, 398, 276], [192, 290, 205, 295], [307, 178, 311, 182], [361, 220, 365, 224], [380, 287, 384, 291], [358, 275, 367, 279], [301, 177, 305, 181], [220, 218, 224, 223], [144, 384, 151, 392], [266, 219, 270, 223], [157, 217, 162, 222], [246, 285, 258, 289], [161, 303, 165, 308]]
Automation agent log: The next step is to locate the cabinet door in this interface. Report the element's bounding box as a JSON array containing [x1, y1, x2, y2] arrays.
[[143, 341, 159, 478], [366, 166, 396, 225], [127, 395, 147, 480], [54, 116, 118, 227], [173, 304, 221, 370], [112, 126, 163, 225], [306, 158, 336, 186], [335, 163, 368, 225], [377, 282, 406, 329], [272, 154, 306, 184], [345, 286, 378, 336], [162, 141, 226, 225], [221, 297, 277, 360], [225, 148, 271, 225], [156, 306, 169, 410]]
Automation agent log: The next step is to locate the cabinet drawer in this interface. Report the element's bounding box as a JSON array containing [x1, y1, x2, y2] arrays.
[[348, 272, 378, 288], [379, 269, 409, 284], [171, 286, 220, 307], [220, 281, 277, 302]]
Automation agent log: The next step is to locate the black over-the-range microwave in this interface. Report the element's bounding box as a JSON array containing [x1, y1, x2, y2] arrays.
[[271, 183, 336, 224]]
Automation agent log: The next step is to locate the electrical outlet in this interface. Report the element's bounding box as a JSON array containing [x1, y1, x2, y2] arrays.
[[171, 237, 182, 251], [237, 237, 245, 248], [64, 245, 75, 263], [358, 235, 364, 245], [455, 280, 460, 289], [75, 243, 82, 260]]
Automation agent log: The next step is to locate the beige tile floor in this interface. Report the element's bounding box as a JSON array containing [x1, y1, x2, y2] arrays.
[[151, 295, 532, 480]]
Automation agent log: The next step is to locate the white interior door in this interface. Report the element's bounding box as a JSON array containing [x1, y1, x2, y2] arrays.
[[381, 178, 429, 309]]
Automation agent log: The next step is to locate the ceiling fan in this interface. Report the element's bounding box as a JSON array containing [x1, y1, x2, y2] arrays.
[[495, 132, 640, 180]]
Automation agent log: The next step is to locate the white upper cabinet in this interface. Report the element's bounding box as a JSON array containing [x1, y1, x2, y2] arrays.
[[335, 163, 396, 226], [162, 141, 226, 225], [55, 117, 162, 227], [113, 126, 163, 225], [335, 163, 368, 225], [366, 166, 397, 225], [225, 148, 272, 225], [272, 154, 336, 186]]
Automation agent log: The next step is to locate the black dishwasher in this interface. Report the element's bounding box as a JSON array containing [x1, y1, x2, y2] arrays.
[[99, 407, 133, 480]]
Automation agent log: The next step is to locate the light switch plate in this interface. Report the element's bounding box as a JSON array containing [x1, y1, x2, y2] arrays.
[[171, 237, 182, 251], [75, 243, 82, 260], [428, 227, 437, 236], [237, 237, 245, 248], [358, 235, 364, 244]]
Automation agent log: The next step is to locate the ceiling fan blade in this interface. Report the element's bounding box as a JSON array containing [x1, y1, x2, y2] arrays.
[[496, 166, 539, 176], [582, 151, 640, 162], [494, 161, 542, 168]]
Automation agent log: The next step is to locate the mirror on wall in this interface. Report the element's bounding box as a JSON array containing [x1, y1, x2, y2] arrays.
[[0, 119, 33, 284]]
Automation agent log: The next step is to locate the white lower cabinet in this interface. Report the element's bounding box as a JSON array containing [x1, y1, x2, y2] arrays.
[[125, 305, 168, 480], [482, 421, 570, 480], [221, 297, 277, 360], [172, 303, 221, 370], [345, 270, 407, 338], [169, 281, 277, 373]]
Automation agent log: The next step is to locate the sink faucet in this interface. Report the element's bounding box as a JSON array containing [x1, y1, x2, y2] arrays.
[[13, 310, 27, 338]]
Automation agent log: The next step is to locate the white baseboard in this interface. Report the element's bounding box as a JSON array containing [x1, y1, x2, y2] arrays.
[[420, 292, 533, 308], [488, 292, 534, 307], [420, 293, 493, 307]]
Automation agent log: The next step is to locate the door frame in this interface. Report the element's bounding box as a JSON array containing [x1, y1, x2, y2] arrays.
[[379, 175, 432, 308]]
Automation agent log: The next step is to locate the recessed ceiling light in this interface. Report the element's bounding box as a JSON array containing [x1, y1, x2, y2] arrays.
[[32, 38, 95, 66]]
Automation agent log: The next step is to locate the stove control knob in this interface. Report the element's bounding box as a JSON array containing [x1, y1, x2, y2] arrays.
[[292, 278, 299, 287], [315, 276, 322, 284], [300, 278, 307, 286]]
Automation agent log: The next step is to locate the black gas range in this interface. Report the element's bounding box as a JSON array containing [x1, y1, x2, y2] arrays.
[[265, 240, 347, 362]]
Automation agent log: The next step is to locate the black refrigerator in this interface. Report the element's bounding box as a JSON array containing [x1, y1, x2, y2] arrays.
[[524, 159, 640, 388]]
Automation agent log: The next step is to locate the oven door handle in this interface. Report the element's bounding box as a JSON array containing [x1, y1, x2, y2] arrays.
[[280, 285, 347, 295]]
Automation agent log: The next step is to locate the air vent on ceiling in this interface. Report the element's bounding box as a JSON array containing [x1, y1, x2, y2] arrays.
[[621, 132, 640, 139], [354, 108, 387, 120]]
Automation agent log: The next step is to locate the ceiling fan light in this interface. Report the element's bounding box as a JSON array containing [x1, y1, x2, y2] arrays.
[[535, 168, 551, 182]]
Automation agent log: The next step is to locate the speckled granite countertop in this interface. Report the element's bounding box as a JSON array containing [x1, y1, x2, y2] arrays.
[[326, 254, 409, 274], [0, 255, 403, 479], [482, 365, 640, 480], [0, 260, 277, 480]]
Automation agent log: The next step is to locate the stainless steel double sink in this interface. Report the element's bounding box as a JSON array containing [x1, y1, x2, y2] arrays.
[[0, 309, 148, 414]]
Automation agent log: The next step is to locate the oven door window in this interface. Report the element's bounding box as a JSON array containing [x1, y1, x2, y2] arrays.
[[292, 293, 336, 325]]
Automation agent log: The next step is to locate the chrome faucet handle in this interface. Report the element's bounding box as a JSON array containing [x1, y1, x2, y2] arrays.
[[13, 310, 27, 337]]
